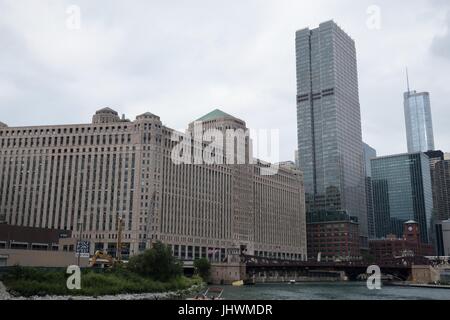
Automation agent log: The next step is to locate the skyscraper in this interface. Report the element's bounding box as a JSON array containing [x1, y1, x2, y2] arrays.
[[371, 153, 433, 244], [363, 143, 377, 177], [296, 21, 368, 247], [434, 160, 450, 222], [404, 73, 435, 153], [424, 150, 444, 249], [363, 143, 377, 239]]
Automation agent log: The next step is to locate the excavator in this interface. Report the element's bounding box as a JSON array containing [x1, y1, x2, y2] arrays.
[[89, 216, 125, 268]]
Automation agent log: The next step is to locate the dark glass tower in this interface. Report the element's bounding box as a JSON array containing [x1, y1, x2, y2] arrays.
[[296, 21, 368, 246], [434, 160, 450, 221], [371, 153, 433, 243], [363, 143, 377, 239]]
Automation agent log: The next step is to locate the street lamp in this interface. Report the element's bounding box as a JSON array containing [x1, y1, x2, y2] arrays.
[[77, 219, 83, 267]]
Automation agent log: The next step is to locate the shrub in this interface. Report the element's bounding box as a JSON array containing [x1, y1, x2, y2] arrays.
[[2, 257, 199, 297], [127, 241, 182, 281], [194, 258, 211, 281]]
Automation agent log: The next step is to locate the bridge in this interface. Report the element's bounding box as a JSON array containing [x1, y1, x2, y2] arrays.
[[241, 255, 417, 282]]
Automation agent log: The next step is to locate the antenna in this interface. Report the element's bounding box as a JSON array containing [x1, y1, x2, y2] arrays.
[[406, 67, 411, 95]]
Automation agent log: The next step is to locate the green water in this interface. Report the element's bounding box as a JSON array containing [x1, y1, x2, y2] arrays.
[[214, 282, 450, 300]]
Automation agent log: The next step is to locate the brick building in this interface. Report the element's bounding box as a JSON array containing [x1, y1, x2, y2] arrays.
[[369, 220, 433, 264]]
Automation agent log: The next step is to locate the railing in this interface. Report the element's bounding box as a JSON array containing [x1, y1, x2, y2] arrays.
[[242, 255, 415, 269]]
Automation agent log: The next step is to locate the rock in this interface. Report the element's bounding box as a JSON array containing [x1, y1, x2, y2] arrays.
[[0, 282, 201, 300], [0, 281, 12, 300]]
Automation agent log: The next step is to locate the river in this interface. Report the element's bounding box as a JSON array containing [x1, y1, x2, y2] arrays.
[[215, 282, 450, 300]]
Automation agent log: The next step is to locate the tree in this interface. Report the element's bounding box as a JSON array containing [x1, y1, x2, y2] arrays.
[[194, 258, 211, 281], [128, 242, 182, 281], [361, 251, 376, 265]]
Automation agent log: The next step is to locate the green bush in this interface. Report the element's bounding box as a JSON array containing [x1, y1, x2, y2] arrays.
[[2, 265, 200, 297], [127, 241, 182, 281], [194, 258, 211, 281]]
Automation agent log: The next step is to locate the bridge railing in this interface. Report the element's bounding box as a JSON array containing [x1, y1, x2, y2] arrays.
[[241, 255, 417, 269]]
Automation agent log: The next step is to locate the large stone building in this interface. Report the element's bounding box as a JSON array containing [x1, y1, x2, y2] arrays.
[[0, 108, 307, 262]]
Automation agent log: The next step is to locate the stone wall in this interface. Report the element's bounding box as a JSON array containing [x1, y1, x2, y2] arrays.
[[210, 263, 246, 285], [0, 249, 89, 267]]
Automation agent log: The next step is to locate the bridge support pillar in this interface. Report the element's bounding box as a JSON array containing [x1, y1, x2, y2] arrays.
[[210, 262, 246, 285]]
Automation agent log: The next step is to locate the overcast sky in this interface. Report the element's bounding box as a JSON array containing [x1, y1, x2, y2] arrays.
[[0, 0, 449, 161]]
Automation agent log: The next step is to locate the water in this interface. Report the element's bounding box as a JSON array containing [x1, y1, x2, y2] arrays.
[[217, 282, 450, 300]]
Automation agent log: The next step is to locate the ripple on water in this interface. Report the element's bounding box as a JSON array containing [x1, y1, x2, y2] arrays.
[[220, 282, 450, 300]]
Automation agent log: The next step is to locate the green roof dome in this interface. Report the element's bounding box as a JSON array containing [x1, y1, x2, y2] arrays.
[[196, 109, 236, 122]]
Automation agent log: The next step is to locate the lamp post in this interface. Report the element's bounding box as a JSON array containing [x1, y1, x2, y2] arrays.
[[77, 219, 83, 267]]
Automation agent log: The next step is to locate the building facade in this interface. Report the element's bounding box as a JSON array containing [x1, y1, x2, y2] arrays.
[[435, 220, 450, 257], [404, 90, 435, 153], [371, 153, 433, 243], [306, 211, 361, 262], [363, 143, 377, 239], [0, 108, 307, 261], [424, 150, 444, 250], [369, 220, 433, 264], [433, 160, 450, 221], [295, 20, 368, 248]]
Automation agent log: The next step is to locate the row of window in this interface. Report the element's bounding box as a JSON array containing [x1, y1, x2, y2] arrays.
[[0, 134, 132, 148], [0, 125, 130, 137]]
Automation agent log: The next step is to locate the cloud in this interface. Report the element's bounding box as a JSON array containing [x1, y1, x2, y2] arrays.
[[431, 12, 450, 60], [0, 0, 449, 161]]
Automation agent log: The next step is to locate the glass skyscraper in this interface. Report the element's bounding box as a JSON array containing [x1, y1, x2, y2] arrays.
[[296, 21, 368, 246], [371, 153, 433, 243], [363, 143, 377, 239], [404, 90, 435, 153]]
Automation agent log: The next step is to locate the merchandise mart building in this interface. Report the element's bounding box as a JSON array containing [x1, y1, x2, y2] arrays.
[[0, 108, 307, 262]]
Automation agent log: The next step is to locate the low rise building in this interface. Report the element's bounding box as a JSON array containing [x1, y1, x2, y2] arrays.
[[306, 211, 361, 262], [0, 224, 89, 267], [369, 221, 433, 264]]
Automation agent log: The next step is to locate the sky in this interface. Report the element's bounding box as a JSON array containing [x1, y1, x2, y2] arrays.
[[0, 0, 449, 161]]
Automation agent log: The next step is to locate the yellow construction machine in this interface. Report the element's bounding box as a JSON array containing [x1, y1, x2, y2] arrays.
[[89, 216, 125, 268]]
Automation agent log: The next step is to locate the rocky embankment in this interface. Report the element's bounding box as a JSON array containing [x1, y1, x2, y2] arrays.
[[0, 281, 12, 300], [0, 281, 204, 300]]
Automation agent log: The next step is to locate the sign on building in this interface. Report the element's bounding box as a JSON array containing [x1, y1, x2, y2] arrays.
[[75, 241, 90, 258]]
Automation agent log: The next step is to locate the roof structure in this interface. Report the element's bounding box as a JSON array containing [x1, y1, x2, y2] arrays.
[[196, 109, 236, 122], [96, 107, 118, 115]]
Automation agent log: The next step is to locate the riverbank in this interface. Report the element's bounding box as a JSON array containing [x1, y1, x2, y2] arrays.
[[0, 280, 205, 300], [0, 266, 204, 299]]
